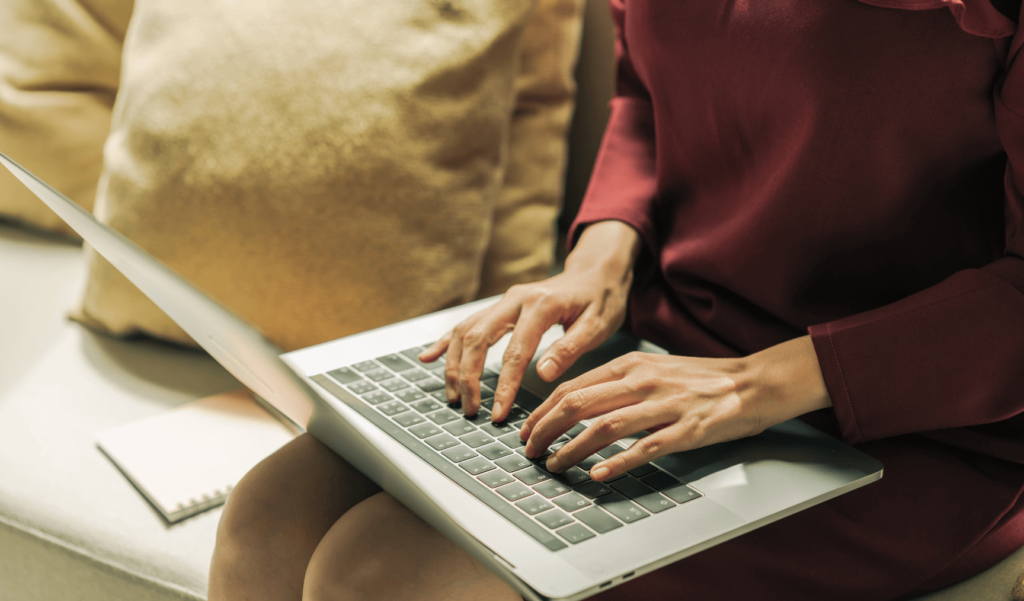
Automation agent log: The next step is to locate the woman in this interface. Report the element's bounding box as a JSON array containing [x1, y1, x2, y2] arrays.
[[210, 1, 1024, 599]]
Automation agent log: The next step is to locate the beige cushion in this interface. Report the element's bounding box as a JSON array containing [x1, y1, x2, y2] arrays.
[[479, 0, 582, 296], [71, 0, 582, 352], [0, 0, 131, 235]]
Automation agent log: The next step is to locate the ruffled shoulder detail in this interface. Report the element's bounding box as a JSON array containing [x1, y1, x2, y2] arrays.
[[859, 0, 1017, 38]]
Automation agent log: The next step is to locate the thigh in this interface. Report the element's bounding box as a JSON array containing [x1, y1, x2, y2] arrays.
[[303, 492, 522, 601], [594, 437, 1024, 601]]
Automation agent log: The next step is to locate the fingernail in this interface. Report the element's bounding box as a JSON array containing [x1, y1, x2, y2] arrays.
[[490, 401, 502, 423], [538, 359, 556, 380], [590, 465, 609, 481], [524, 442, 537, 458], [546, 454, 563, 473], [446, 385, 457, 403], [519, 426, 531, 442]]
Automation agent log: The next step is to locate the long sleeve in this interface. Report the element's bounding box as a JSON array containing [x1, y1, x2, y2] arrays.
[[809, 9, 1024, 451], [568, 0, 659, 256]]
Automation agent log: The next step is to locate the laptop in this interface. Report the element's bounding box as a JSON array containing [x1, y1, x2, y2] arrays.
[[1, 151, 882, 600]]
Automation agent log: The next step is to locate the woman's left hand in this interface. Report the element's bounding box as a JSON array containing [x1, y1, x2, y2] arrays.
[[520, 336, 833, 482]]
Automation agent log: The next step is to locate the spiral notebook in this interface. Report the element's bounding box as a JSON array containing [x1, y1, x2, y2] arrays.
[[96, 388, 297, 523]]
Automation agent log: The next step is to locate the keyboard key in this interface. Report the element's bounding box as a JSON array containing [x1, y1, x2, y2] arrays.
[[514, 466, 551, 486], [428, 365, 447, 378], [409, 423, 443, 439], [394, 389, 426, 403], [443, 421, 477, 436], [533, 479, 572, 499], [399, 346, 428, 361], [478, 443, 513, 461], [480, 387, 495, 400], [402, 370, 431, 383], [347, 380, 377, 395], [411, 399, 445, 414], [556, 524, 595, 544], [595, 493, 649, 523], [480, 422, 517, 437], [427, 410, 460, 425], [352, 361, 379, 373], [517, 447, 552, 462], [633, 493, 675, 514], [377, 401, 409, 417], [566, 423, 588, 438], [481, 375, 499, 389], [460, 457, 496, 475], [554, 467, 591, 486], [574, 481, 614, 499], [574, 507, 623, 534], [641, 472, 681, 491], [466, 408, 491, 423], [360, 390, 391, 405], [379, 378, 410, 392], [506, 407, 530, 422], [377, 354, 416, 372], [628, 464, 659, 478], [327, 367, 362, 384], [495, 455, 532, 472], [609, 477, 655, 500], [393, 412, 426, 427], [417, 378, 446, 392], [536, 508, 574, 530], [514, 389, 545, 412], [478, 470, 515, 488], [498, 432, 526, 450], [362, 368, 393, 382], [496, 482, 534, 502], [482, 367, 499, 379], [597, 444, 626, 459], [400, 346, 444, 369], [663, 485, 703, 504], [553, 492, 592, 512], [429, 390, 448, 404], [460, 431, 495, 449], [516, 496, 554, 516], [576, 455, 604, 473], [441, 446, 478, 463], [425, 433, 460, 451]]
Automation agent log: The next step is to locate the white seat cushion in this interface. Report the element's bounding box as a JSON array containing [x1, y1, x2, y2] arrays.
[[0, 223, 239, 600]]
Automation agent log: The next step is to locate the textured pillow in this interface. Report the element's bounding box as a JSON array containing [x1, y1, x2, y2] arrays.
[[72, 0, 583, 351], [0, 0, 132, 235]]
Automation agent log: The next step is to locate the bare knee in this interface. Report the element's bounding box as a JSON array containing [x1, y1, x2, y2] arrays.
[[303, 493, 519, 601], [210, 434, 379, 600], [217, 434, 365, 548]]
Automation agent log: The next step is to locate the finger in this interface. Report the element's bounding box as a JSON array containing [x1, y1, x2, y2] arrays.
[[524, 377, 634, 458], [490, 302, 563, 422], [535, 307, 613, 382], [588, 426, 684, 481], [458, 319, 515, 416], [519, 354, 633, 443], [444, 322, 470, 403], [418, 333, 451, 363], [545, 402, 675, 474]]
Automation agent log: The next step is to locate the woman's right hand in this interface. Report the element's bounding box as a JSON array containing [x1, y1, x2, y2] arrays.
[[419, 220, 642, 422]]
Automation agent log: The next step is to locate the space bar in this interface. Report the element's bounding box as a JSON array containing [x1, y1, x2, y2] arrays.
[[311, 374, 567, 551]]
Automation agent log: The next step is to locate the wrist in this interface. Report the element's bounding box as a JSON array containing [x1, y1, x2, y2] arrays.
[[565, 220, 641, 284], [743, 336, 832, 433]]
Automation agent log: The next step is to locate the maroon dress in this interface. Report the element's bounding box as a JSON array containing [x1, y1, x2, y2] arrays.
[[570, 1, 1024, 599]]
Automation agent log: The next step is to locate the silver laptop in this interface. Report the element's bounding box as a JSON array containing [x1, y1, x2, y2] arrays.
[[1, 151, 882, 601]]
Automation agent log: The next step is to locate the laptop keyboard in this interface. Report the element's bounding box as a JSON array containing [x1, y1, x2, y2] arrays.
[[310, 345, 702, 552]]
